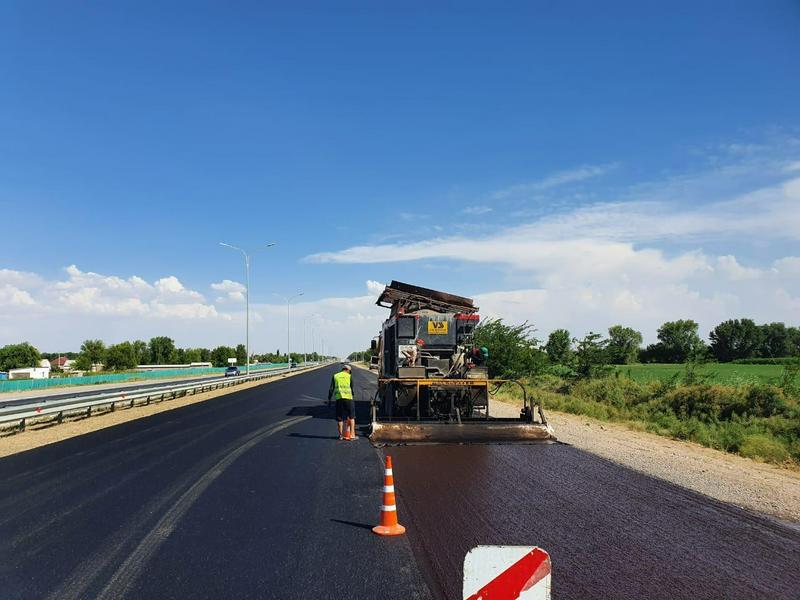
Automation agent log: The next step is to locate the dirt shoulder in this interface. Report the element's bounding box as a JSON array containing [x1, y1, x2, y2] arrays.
[[491, 398, 800, 524], [0, 365, 327, 459]]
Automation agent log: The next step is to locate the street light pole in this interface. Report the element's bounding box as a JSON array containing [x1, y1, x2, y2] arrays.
[[302, 317, 308, 365], [310, 312, 322, 363], [275, 292, 304, 368], [220, 242, 276, 375]]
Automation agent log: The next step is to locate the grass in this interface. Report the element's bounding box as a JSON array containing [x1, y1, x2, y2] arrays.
[[500, 365, 800, 467], [616, 363, 785, 385]]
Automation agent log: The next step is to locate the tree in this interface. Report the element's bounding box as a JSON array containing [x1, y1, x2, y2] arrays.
[[788, 327, 800, 357], [210, 346, 236, 367], [175, 348, 187, 364], [0, 342, 41, 372], [184, 348, 203, 363], [347, 348, 374, 362], [544, 329, 572, 364], [105, 342, 138, 371], [758, 322, 791, 358], [235, 344, 247, 365], [473, 319, 545, 378], [132, 340, 149, 366], [606, 325, 643, 365], [573, 332, 611, 378], [148, 336, 177, 364], [75, 339, 107, 371], [647, 320, 706, 363], [709, 319, 761, 362]]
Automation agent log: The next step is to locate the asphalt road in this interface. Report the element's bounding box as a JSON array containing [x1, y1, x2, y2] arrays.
[[0, 365, 430, 600], [3, 365, 799, 599]]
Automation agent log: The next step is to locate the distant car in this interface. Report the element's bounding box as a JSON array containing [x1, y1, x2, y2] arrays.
[[289, 361, 298, 368], [225, 366, 240, 377]]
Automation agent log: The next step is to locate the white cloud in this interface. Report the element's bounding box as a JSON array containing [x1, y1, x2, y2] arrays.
[[366, 280, 386, 296], [154, 276, 205, 301], [0, 264, 222, 324], [462, 205, 493, 215], [0, 273, 387, 356], [0, 269, 43, 288], [3, 146, 800, 355], [301, 170, 800, 344], [305, 177, 800, 267], [772, 256, 800, 276], [0, 284, 36, 307], [715, 256, 763, 281], [491, 163, 617, 200], [211, 279, 247, 303]]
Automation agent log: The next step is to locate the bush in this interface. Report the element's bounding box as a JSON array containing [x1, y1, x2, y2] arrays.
[[738, 434, 790, 463], [740, 386, 788, 418], [573, 377, 649, 409], [510, 371, 800, 466], [661, 385, 742, 422], [545, 364, 578, 379], [711, 420, 749, 452]]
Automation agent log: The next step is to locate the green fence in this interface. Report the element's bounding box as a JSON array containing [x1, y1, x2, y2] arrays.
[[0, 363, 290, 393]]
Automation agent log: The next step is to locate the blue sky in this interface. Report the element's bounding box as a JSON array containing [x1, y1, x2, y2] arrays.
[[1, 2, 799, 355]]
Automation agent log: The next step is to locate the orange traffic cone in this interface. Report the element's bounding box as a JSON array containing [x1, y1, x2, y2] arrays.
[[373, 455, 406, 536]]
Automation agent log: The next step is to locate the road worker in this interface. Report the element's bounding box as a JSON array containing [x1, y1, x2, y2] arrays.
[[328, 364, 356, 440]]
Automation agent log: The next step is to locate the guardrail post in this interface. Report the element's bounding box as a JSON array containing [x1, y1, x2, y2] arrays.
[[19, 417, 26, 432], [57, 411, 63, 424]]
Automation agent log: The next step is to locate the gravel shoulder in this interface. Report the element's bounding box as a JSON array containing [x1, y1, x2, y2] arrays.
[[0, 366, 326, 459], [491, 398, 800, 524]]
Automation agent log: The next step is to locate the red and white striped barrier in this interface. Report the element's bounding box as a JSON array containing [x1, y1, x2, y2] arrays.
[[463, 546, 551, 600]]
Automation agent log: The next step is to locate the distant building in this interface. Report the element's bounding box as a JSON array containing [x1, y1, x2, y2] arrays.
[[49, 356, 70, 370], [9, 367, 51, 380]]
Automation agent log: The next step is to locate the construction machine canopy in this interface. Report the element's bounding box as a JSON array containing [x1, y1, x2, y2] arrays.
[[377, 281, 478, 316]]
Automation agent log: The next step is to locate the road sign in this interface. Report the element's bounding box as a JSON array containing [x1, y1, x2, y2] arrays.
[[463, 546, 551, 600]]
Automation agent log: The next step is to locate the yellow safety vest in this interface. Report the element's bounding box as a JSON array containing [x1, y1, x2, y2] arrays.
[[333, 371, 353, 400]]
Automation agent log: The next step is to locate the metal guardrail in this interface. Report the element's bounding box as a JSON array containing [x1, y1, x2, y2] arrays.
[[0, 362, 327, 432], [0, 362, 292, 393]]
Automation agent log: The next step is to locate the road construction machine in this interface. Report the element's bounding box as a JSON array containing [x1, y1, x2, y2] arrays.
[[369, 281, 555, 444]]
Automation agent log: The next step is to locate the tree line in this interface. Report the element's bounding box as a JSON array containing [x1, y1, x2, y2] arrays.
[[0, 337, 329, 373], [467, 318, 800, 380], [544, 319, 800, 366]]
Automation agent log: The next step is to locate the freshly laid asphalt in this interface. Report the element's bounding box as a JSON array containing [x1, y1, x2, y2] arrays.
[[0, 365, 430, 600], [2, 364, 799, 599]]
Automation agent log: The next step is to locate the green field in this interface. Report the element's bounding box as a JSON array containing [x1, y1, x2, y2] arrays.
[[616, 363, 786, 385]]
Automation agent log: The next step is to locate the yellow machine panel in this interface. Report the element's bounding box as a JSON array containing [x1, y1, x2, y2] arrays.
[[427, 321, 448, 334]]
